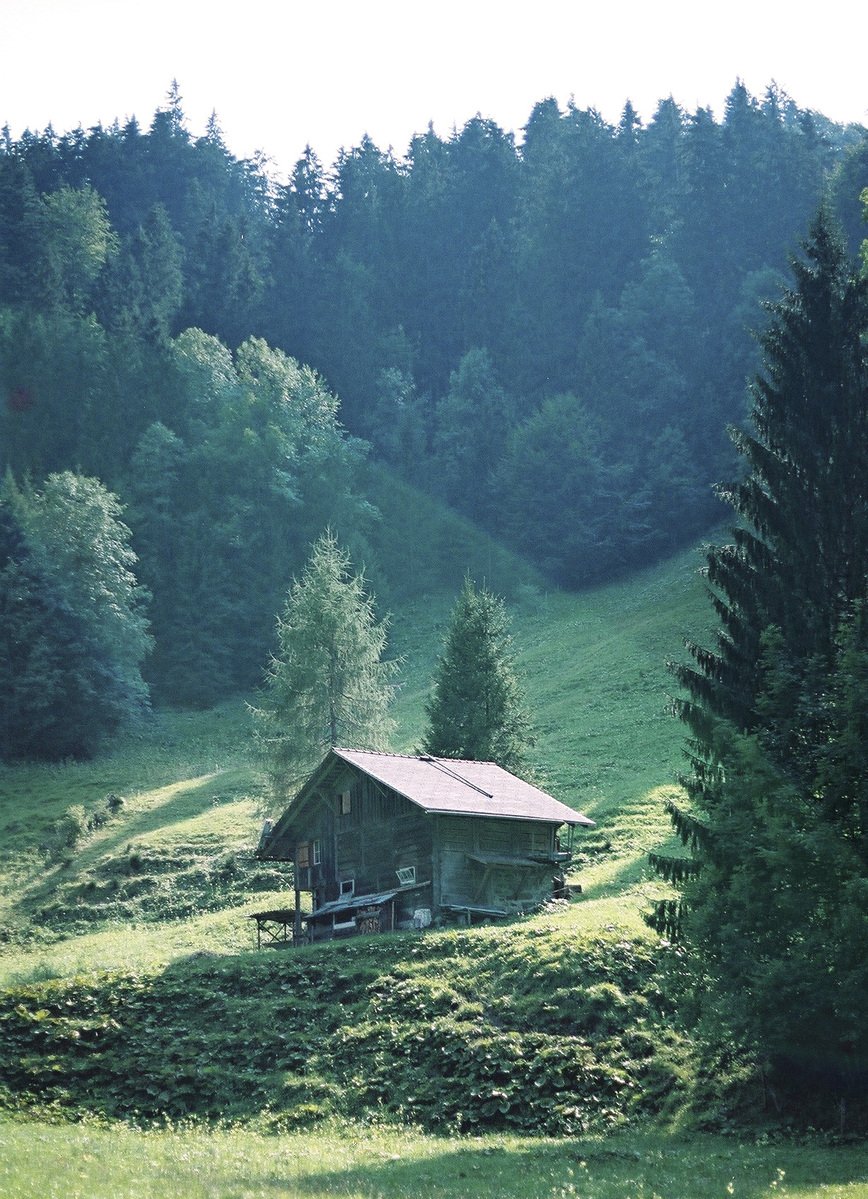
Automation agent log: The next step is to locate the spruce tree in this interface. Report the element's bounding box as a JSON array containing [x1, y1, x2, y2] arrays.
[[651, 208, 868, 1111], [252, 531, 398, 798], [423, 577, 532, 772]]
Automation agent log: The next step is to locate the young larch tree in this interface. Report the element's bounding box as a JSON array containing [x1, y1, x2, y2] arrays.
[[252, 530, 398, 799]]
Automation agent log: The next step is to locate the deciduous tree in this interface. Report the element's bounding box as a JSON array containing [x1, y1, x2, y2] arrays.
[[252, 531, 398, 798], [0, 474, 151, 759], [21, 472, 153, 688]]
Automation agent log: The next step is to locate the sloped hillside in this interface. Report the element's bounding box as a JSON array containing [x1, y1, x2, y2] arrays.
[[0, 536, 714, 1130]]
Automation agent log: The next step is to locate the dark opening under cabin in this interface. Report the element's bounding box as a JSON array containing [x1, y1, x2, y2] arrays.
[[256, 747, 594, 943]]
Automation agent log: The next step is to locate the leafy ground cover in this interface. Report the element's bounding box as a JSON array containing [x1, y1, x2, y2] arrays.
[[0, 920, 694, 1132]]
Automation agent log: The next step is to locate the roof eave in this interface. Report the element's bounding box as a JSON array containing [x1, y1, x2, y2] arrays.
[[422, 806, 595, 826], [258, 748, 346, 856]]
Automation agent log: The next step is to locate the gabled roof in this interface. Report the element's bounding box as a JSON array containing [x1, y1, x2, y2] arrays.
[[258, 748, 594, 860], [330, 748, 594, 826]]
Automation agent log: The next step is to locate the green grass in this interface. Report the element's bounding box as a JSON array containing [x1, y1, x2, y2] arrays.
[[517, 546, 711, 806], [0, 701, 255, 856], [11, 534, 859, 1192], [2, 1115, 867, 1199], [362, 462, 543, 609], [0, 538, 709, 983]]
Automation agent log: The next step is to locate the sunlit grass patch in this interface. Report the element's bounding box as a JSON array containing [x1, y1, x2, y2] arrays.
[[0, 891, 294, 986], [117, 786, 261, 851], [2, 1116, 867, 1199], [0, 699, 256, 857]]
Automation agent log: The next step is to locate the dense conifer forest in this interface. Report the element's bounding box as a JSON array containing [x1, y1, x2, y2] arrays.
[[1, 80, 867, 724]]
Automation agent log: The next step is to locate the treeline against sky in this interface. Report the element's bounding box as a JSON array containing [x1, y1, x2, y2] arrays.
[[1, 81, 867, 708]]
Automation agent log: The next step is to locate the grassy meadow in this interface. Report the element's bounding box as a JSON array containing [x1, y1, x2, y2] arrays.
[[3, 1115, 868, 1199], [3, 532, 866, 1196], [0, 542, 706, 983]]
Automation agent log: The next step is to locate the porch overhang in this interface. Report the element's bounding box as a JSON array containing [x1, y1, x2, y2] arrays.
[[466, 850, 570, 868], [307, 879, 430, 922]]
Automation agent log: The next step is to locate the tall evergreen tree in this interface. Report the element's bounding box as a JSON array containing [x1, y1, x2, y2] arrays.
[[423, 577, 532, 771], [252, 531, 398, 798], [650, 208, 868, 1113], [432, 346, 515, 521], [673, 209, 868, 737]]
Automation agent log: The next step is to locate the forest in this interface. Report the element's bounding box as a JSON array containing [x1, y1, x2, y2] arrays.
[[2, 80, 867, 730]]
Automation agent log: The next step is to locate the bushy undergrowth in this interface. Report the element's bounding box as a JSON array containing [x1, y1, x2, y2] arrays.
[[0, 923, 695, 1134]]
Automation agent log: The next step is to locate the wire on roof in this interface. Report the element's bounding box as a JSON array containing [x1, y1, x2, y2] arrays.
[[420, 755, 494, 798]]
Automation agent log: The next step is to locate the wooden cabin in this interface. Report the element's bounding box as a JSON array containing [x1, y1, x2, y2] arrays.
[[256, 747, 594, 942]]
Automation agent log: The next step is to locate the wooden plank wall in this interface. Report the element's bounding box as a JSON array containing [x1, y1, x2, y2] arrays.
[[436, 816, 556, 914], [335, 774, 433, 921]]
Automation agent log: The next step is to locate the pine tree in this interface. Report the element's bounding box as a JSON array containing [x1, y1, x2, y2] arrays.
[[252, 531, 398, 798], [423, 577, 533, 771], [650, 208, 868, 1110]]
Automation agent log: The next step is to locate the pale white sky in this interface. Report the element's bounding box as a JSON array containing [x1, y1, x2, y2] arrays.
[[4, 0, 867, 178]]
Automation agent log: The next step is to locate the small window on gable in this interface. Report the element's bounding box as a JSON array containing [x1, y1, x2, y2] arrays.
[[297, 842, 310, 869], [339, 789, 352, 815], [340, 878, 355, 897], [312, 839, 322, 866], [396, 866, 416, 886]]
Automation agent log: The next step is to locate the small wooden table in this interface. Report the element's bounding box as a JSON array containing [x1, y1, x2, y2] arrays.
[[249, 909, 299, 949]]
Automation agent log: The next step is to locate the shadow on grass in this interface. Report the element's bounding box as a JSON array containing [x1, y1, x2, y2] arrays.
[[13, 774, 229, 918], [80, 773, 231, 859], [244, 1132, 868, 1199], [576, 854, 654, 903]]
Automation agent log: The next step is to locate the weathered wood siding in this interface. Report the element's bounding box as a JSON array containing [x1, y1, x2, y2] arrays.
[[282, 794, 336, 902], [334, 772, 434, 924], [435, 815, 556, 914], [266, 758, 569, 934]]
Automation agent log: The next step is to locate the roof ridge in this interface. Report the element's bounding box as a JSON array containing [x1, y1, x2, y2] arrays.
[[335, 746, 500, 768], [334, 747, 419, 761]]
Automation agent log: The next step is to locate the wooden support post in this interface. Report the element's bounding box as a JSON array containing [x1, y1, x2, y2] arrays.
[[294, 887, 302, 943]]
